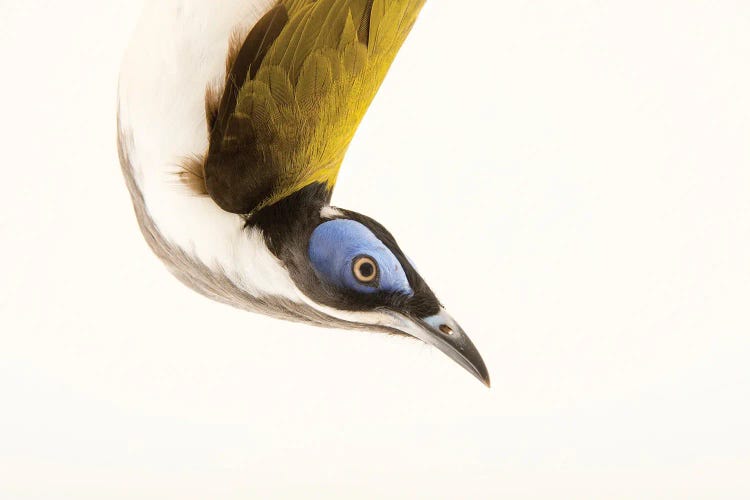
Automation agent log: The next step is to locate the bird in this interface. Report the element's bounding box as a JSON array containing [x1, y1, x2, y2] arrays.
[[118, 0, 490, 386]]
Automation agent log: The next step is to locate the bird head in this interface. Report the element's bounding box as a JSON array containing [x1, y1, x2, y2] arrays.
[[249, 184, 490, 386]]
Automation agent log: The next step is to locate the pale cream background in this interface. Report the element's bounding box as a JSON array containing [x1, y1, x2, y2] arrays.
[[1, 1, 749, 498]]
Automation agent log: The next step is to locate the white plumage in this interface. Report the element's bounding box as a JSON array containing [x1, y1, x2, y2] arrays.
[[119, 0, 301, 302]]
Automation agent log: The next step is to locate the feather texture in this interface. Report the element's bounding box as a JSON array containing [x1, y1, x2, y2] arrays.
[[205, 0, 426, 214]]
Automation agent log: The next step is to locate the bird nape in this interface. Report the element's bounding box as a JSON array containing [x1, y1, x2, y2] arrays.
[[118, 0, 490, 386]]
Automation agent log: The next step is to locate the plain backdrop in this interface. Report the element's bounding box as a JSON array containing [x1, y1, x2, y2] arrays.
[[1, 1, 749, 499]]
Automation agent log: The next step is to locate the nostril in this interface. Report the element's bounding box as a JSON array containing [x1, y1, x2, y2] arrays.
[[439, 324, 454, 336]]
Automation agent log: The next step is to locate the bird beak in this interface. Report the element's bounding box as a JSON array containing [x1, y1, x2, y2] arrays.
[[382, 308, 491, 387]]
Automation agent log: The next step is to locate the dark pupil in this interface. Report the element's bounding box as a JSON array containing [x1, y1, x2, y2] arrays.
[[359, 262, 375, 278]]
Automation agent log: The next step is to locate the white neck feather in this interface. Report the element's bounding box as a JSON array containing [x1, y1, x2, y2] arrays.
[[118, 0, 300, 300]]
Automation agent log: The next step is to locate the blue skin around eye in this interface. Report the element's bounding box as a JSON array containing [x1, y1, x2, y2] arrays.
[[309, 220, 413, 296]]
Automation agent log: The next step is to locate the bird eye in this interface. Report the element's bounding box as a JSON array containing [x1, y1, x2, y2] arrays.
[[309, 220, 412, 295], [352, 255, 378, 285]]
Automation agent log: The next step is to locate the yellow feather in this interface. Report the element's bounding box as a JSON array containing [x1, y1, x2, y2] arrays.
[[296, 51, 333, 112], [222, 0, 427, 213], [260, 66, 295, 108], [340, 9, 358, 49], [369, 0, 387, 48]]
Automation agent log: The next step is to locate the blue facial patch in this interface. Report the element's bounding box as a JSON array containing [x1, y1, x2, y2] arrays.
[[309, 220, 413, 296]]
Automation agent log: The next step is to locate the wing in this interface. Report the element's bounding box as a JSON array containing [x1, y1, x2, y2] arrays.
[[205, 0, 426, 215]]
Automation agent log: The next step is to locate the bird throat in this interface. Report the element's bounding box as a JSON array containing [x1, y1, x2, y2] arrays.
[[247, 182, 332, 260]]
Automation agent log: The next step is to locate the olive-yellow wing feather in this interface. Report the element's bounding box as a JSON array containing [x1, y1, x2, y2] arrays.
[[205, 0, 426, 214]]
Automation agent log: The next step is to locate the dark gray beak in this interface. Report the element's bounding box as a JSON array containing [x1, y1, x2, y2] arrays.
[[383, 308, 491, 387]]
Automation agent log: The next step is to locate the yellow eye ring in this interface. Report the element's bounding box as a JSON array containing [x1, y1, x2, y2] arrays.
[[352, 255, 379, 284]]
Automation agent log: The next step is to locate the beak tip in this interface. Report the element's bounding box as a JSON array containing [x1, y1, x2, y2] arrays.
[[473, 363, 492, 388], [383, 309, 491, 388]]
